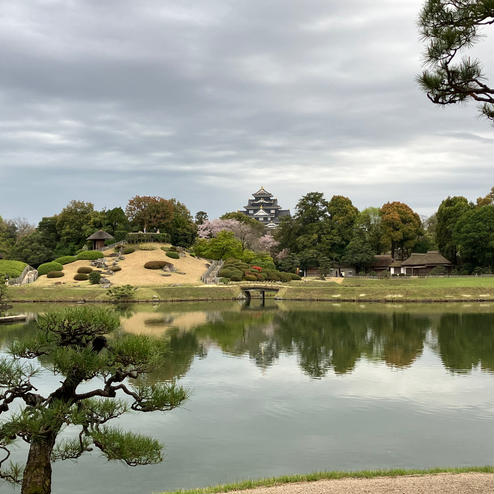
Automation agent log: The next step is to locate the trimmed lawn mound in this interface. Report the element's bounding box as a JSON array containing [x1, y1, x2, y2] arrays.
[[38, 262, 63, 276], [54, 255, 77, 265], [0, 260, 27, 278], [76, 251, 104, 260]]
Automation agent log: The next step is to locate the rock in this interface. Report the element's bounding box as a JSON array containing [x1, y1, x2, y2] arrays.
[[161, 273, 172, 277], [176, 271, 186, 275]]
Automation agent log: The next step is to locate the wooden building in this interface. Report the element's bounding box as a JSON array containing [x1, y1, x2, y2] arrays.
[[371, 254, 393, 274], [87, 230, 114, 250], [241, 186, 290, 229], [400, 251, 452, 276]]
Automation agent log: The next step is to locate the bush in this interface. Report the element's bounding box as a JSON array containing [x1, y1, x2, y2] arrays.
[[229, 273, 242, 282], [257, 272, 268, 281], [138, 244, 157, 251], [127, 232, 171, 244], [77, 267, 93, 274], [168, 245, 178, 252], [218, 267, 243, 279], [244, 274, 257, 282], [289, 273, 301, 280], [107, 285, 137, 301], [219, 277, 230, 284], [279, 272, 292, 282], [166, 251, 180, 259], [265, 270, 281, 281], [189, 253, 196, 257], [429, 266, 447, 275], [0, 260, 27, 278], [110, 265, 122, 272], [122, 246, 135, 255], [76, 251, 104, 261], [38, 262, 63, 276], [74, 273, 89, 281], [89, 271, 101, 285], [47, 271, 64, 278], [144, 261, 168, 270], [54, 256, 77, 265]]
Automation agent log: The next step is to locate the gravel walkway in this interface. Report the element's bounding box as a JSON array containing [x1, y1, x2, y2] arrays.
[[225, 473, 493, 494]]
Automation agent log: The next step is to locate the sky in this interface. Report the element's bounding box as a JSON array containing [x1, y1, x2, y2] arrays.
[[0, 0, 492, 224]]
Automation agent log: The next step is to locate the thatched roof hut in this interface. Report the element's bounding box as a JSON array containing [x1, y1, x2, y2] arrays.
[[86, 230, 114, 250]]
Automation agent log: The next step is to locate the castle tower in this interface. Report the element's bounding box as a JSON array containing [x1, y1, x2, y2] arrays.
[[242, 186, 290, 229]]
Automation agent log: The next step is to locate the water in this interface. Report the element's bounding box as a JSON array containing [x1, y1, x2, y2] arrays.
[[2, 301, 493, 493]]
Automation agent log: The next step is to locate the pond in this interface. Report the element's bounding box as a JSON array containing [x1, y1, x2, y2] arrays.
[[2, 301, 493, 494]]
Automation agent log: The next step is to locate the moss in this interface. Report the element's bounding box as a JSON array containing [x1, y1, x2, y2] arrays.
[[54, 255, 77, 265], [0, 260, 27, 277]]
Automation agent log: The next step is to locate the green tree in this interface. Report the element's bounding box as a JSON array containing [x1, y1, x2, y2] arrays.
[[9, 231, 53, 267], [326, 195, 359, 259], [354, 207, 386, 254], [193, 231, 243, 260], [342, 235, 375, 273], [436, 196, 471, 262], [37, 217, 59, 252], [169, 200, 197, 247], [0, 306, 187, 494], [194, 211, 208, 225], [56, 201, 96, 250], [418, 0, 494, 120], [220, 211, 265, 234], [453, 204, 494, 268], [104, 207, 130, 235], [125, 196, 174, 232], [380, 202, 423, 260]]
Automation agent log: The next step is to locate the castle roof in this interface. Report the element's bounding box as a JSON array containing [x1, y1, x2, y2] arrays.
[[253, 186, 272, 198], [254, 207, 268, 216]]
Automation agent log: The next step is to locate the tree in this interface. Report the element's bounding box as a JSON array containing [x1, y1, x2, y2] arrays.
[[436, 196, 471, 262], [476, 186, 494, 206], [37, 217, 59, 252], [168, 200, 197, 247], [125, 196, 174, 232], [104, 207, 130, 236], [220, 212, 265, 235], [9, 231, 53, 267], [0, 306, 187, 494], [453, 204, 494, 268], [418, 0, 494, 120], [194, 211, 208, 225], [193, 231, 243, 260], [326, 195, 359, 259], [342, 235, 375, 273], [56, 200, 96, 249], [380, 202, 423, 260], [354, 207, 386, 254]]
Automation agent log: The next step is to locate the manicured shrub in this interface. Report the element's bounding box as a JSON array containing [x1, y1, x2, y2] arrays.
[[111, 265, 122, 272], [257, 272, 268, 281], [144, 261, 168, 270], [430, 266, 447, 275], [166, 251, 180, 259], [47, 271, 64, 278], [219, 277, 229, 284], [168, 245, 178, 252], [38, 262, 63, 276], [77, 267, 93, 274], [74, 273, 89, 281], [54, 256, 77, 265], [76, 251, 104, 261], [189, 253, 196, 257], [289, 273, 301, 280], [0, 260, 27, 278], [122, 246, 135, 255], [229, 273, 242, 282], [89, 271, 101, 285], [218, 268, 243, 279], [138, 244, 157, 251], [107, 285, 137, 301], [244, 274, 257, 282], [279, 272, 292, 282]]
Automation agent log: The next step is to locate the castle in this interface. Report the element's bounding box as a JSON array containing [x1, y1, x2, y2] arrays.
[[241, 186, 290, 229]]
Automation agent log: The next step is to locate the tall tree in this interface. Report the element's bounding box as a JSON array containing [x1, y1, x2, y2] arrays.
[[194, 211, 208, 225], [436, 196, 471, 263], [380, 202, 423, 260], [418, 0, 494, 120], [56, 201, 96, 250], [326, 195, 359, 259], [354, 207, 386, 254], [0, 307, 187, 494], [9, 231, 53, 267], [104, 207, 130, 235], [125, 196, 174, 232]]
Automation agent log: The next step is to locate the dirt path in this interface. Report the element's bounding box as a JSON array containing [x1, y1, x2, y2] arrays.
[[223, 473, 493, 494]]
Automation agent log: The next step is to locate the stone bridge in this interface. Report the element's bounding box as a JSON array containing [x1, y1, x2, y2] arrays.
[[239, 285, 280, 304]]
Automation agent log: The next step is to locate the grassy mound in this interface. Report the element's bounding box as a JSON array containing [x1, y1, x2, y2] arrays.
[[0, 260, 28, 278]]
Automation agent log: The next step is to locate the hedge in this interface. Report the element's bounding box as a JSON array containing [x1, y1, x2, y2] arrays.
[[38, 262, 63, 276], [244, 274, 257, 281], [166, 251, 180, 259], [139, 244, 157, 251], [122, 247, 135, 255], [127, 232, 171, 244], [54, 256, 77, 265], [144, 261, 168, 270], [76, 251, 104, 260], [77, 267, 93, 274], [47, 271, 64, 278], [0, 260, 28, 278], [74, 273, 89, 281]]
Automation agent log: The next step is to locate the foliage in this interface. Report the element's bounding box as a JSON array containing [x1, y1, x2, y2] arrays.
[[436, 196, 472, 262], [107, 285, 137, 301], [38, 262, 63, 276], [46, 271, 64, 278], [74, 273, 89, 281], [126, 196, 174, 232], [0, 307, 187, 493], [418, 0, 494, 120], [104, 207, 130, 235], [122, 247, 135, 255], [77, 267, 93, 274], [429, 266, 447, 275], [9, 231, 53, 267], [380, 202, 423, 260], [0, 260, 28, 278], [88, 271, 101, 285], [76, 251, 104, 260], [169, 201, 197, 248], [453, 204, 494, 269], [144, 261, 169, 270], [194, 211, 208, 225], [54, 255, 77, 265], [193, 231, 243, 260], [0, 275, 8, 309], [127, 233, 171, 244], [166, 251, 180, 259], [258, 234, 279, 253], [56, 200, 97, 249], [138, 244, 157, 250], [342, 235, 375, 273]]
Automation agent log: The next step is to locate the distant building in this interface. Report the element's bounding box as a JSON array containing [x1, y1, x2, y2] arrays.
[[241, 186, 290, 229], [87, 230, 114, 250], [400, 251, 452, 276]]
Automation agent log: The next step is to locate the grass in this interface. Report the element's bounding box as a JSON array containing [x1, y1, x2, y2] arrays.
[[0, 259, 27, 277], [162, 466, 494, 493], [160, 466, 494, 494]]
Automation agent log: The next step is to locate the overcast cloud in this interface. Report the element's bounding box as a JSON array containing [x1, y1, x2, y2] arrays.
[[0, 0, 492, 223]]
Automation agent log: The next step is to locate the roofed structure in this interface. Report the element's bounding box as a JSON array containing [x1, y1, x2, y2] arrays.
[[87, 230, 114, 250], [400, 250, 452, 275], [241, 186, 290, 229]]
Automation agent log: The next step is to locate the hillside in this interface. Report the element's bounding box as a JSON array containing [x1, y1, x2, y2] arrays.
[[32, 244, 209, 287]]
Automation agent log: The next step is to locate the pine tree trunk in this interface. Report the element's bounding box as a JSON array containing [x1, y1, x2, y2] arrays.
[[21, 434, 56, 494]]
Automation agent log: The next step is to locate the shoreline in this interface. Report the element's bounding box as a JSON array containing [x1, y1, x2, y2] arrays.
[[162, 467, 494, 494]]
